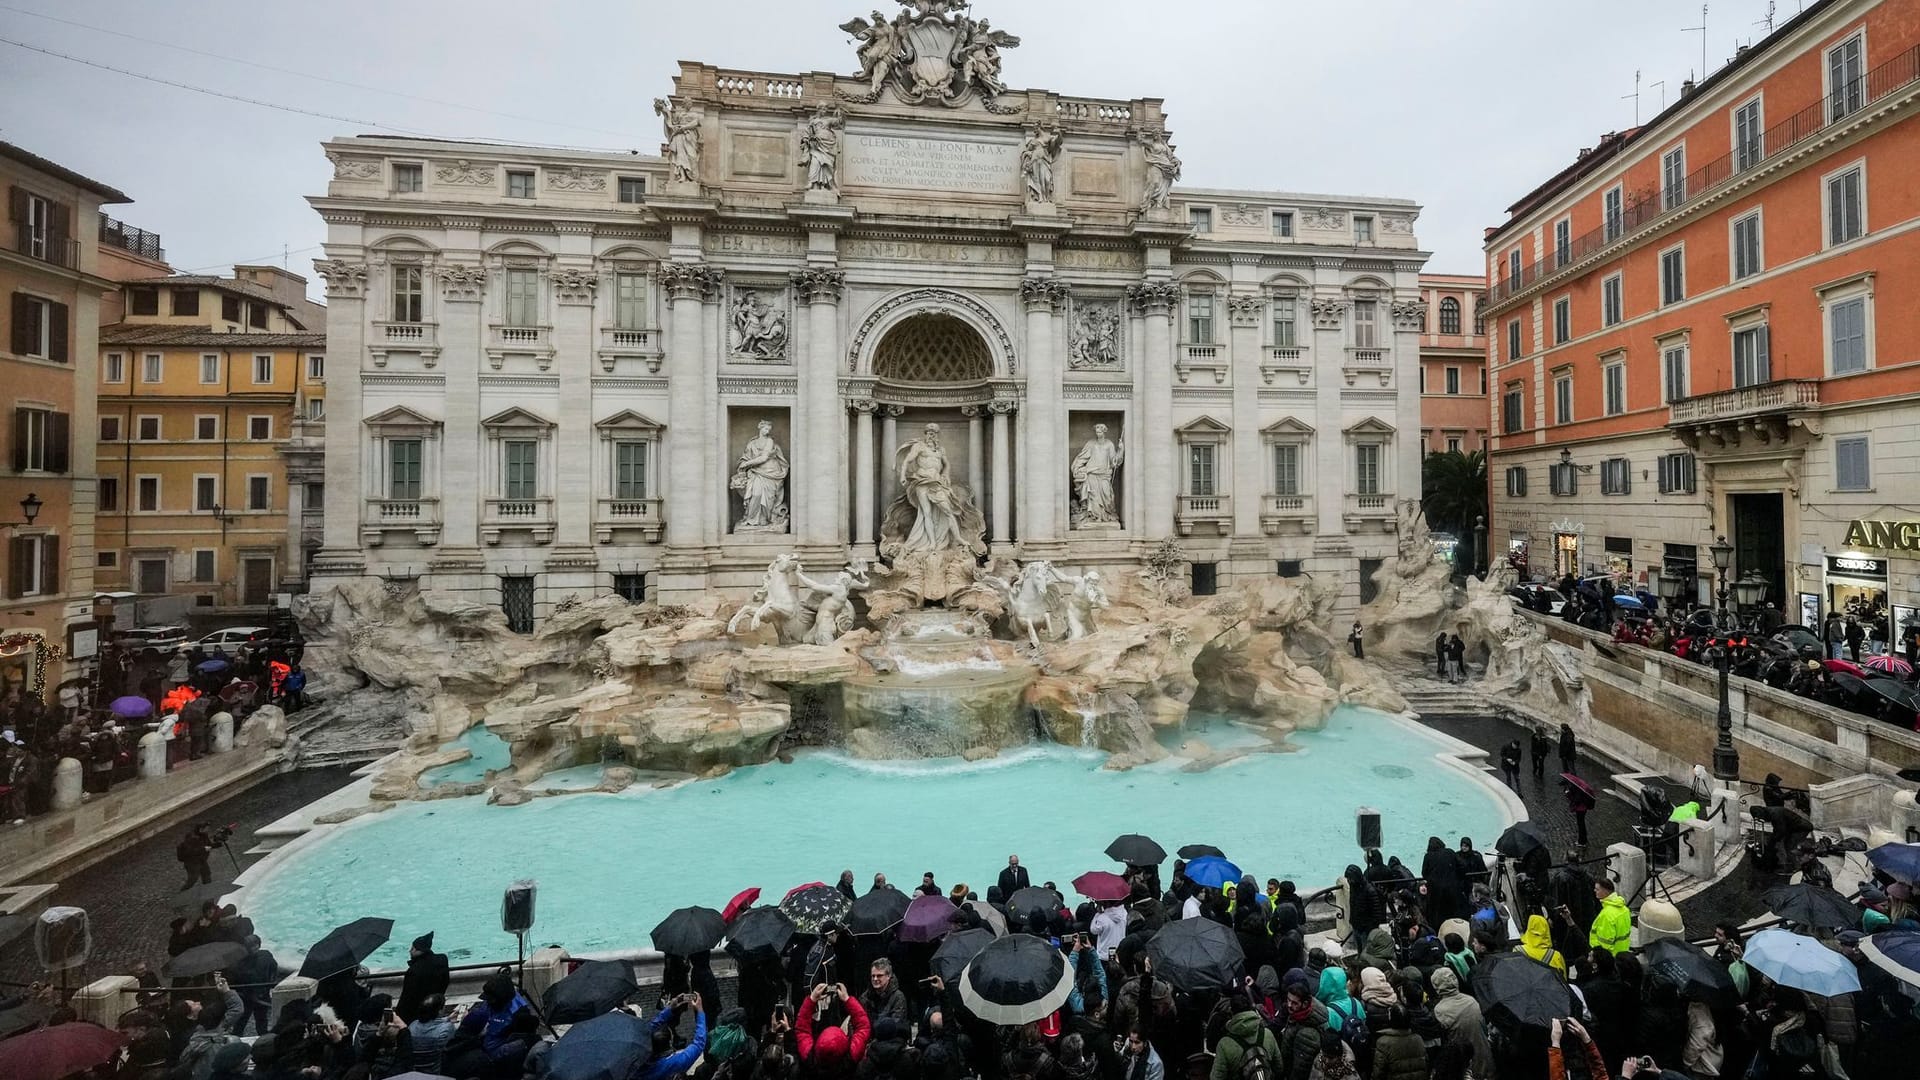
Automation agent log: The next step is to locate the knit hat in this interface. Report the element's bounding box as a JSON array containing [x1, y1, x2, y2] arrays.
[[413, 931, 435, 951], [1281, 967, 1311, 993]]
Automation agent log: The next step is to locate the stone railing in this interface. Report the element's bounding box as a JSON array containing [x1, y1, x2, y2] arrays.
[[374, 320, 436, 345], [595, 497, 665, 544], [1260, 493, 1314, 535], [1343, 492, 1393, 531], [602, 327, 652, 349], [1175, 494, 1231, 536], [490, 325, 550, 349], [1346, 347, 1388, 365], [1055, 98, 1135, 123], [361, 498, 440, 547], [1667, 380, 1820, 426], [482, 497, 555, 545], [1262, 346, 1310, 386]]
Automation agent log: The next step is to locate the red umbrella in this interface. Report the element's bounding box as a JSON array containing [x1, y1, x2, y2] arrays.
[[1559, 772, 1597, 799], [783, 881, 826, 901], [0, 1021, 128, 1080], [1071, 870, 1130, 902], [1826, 658, 1866, 676], [722, 887, 761, 923], [1864, 654, 1914, 677]]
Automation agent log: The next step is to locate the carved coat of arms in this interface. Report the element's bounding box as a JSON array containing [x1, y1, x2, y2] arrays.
[[839, 2, 1020, 107]]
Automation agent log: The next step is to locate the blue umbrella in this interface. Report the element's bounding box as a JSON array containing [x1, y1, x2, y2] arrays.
[[1612, 594, 1646, 610], [1858, 930, 1920, 989], [109, 695, 153, 719], [541, 1010, 649, 1080], [1182, 855, 1243, 890], [196, 658, 231, 674], [1867, 842, 1920, 884], [1742, 928, 1861, 996]]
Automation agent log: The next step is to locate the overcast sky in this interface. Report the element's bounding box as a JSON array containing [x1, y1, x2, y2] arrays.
[[1, 0, 1799, 292]]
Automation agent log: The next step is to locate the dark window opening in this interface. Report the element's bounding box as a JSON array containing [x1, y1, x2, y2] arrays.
[[613, 573, 647, 603], [1359, 558, 1384, 605], [128, 288, 158, 316], [501, 575, 535, 633], [1276, 560, 1303, 579], [1190, 563, 1218, 596]]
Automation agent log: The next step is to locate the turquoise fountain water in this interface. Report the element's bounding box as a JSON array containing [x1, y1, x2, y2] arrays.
[[417, 725, 513, 787], [246, 706, 1507, 967]]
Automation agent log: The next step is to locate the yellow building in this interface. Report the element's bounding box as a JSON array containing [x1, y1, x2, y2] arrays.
[[96, 266, 325, 613]]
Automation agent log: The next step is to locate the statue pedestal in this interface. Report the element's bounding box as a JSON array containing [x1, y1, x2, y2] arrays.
[[803, 188, 840, 207]]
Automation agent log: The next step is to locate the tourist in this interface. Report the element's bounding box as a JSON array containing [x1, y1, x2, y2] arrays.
[[797, 983, 867, 1079], [1370, 1005, 1429, 1080], [398, 930, 450, 1023], [1420, 835, 1467, 925], [1209, 987, 1281, 1080], [1563, 774, 1597, 847], [1499, 740, 1522, 788], [1348, 621, 1364, 660], [837, 869, 858, 900], [1434, 633, 1448, 677], [998, 854, 1030, 898], [1120, 1025, 1165, 1080], [859, 959, 910, 1027], [1589, 878, 1631, 956], [1846, 616, 1866, 661], [176, 823, 215, 891], [915, 872, 940, 897], [445, 970, 530, 1079], [408, 994, 458, 1075], [1529, 727, 1554, 780], [1447, 634, 1466, 683], [1518, 914, 1567, 975], [869, 873, 887, 893]]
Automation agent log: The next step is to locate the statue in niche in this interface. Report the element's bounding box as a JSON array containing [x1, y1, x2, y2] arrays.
[[1139, 132, 1182, 211], [798, 104, 844, 191], [1070, 424, 1124, 527], [1069, 303, 1120, 370], [1058, 568, 1110, 640], [654, 98, 701, 185], [1021, 125, 1062, 204], [729, 420, 790, 532], [886, 423, 986, 556], [731, 290, 789, 360]]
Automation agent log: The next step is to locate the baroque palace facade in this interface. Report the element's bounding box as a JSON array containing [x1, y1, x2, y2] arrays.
[[309, 4, 1428, 623]]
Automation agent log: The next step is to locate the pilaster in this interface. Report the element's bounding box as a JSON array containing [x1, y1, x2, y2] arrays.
[[1019, 276, 1070, 547], [552, 264, 598, 549], [437, 260, 485, 553], [313, 259, 368, 573], [793, 268, 847, 549], [1129, 280, 1180, 540], [661, 260, 723, 554]]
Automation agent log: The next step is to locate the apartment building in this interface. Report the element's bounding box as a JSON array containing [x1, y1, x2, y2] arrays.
[[1418, 273, 1490, 455]]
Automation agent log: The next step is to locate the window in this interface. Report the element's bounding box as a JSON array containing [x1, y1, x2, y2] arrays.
[[10, 407, 67, 472], [136, 476, 159, 512], [391, 266, 424, 322], [139, 352, 162, 382], [171, 288, 199, 317], [195, 416, 218, 441], [1502, 386, 1524, 434], [1735, 98, 1764, 171], [307, 353, 325, 380], [505, 269, 540, 327], [1190, 563, 1218, 597], [1834, 435, 1870, 491], [1188, 443, 1217, 496], [1662, 146, 1686, 210], [194, 476, 218, 512], [307, 398, 326, 421], [393, 163, 423, 193], [618, 176, 647, 203], [1604, 185, 1624, 242], [97, 550, 118, 569], [1826, 164, 1864, 246], [1733, 324, 1771, 387], [1445, 367, 1460, 395], [504, 440, 539, 499], [19, 192, 51, 260], [1828, 295, 1869, 375], [7, 535, 55, 597], [1553, 373, 1573, 425], [1552, 296, 1571, 344], [1438, 297, 1460, 335], [194, 353, 217, 384], [247, 302, 267, 329], [1481, 368, 1487, 394], [507, 170, 535, 198], [14, 295, 61, 360], [1828, 34, 1865, 121], [99, 476, 119, 512], [1354, 444, 1381, 495], [104, 352, 124, 382], [615, 274, 647, 329], [1353, 300, 1377, 348], [1600, 458, 1631, 495], [1550, 462, 1578, 496], [613, 572, 647, 602], [1602, 273, 1623, 327], [1506, 318, 1521, 362], [1659, 246, 1685, 305], [1472, 298, 1485, 334], [389, 439, 423, 500], [135, 557, 166, 592], [136, 416, 160, 441], [1554, 218, 1572, 267], [1188, 207, 1212, 233], [1276, 560, 1302, 578], [1658, 452, 1697, 494], [1603, 361, 1625, 416], [1271, 211, 1293, 237], [1445, 436, 1462, 453], [1187, 294, 1215, 344], [1662, 343, 1690, 403], [1271, 296, 1297, 348], [221, 294, 241, 323], [1354, 215, 1374, 244], [615, 441, 649, 499], [1506, 249, 1521, 289], [1505, 466, 1528, 497], [1272, 443, 1298, 496], [247, 475, 270, 511], [249, 416, 272, 440], [1732, 211, 1763, 279], [193, 550, 216, 583], [128, 288, 159, 316], [252, 354, 273, 384], [100, 415, 121, 441]]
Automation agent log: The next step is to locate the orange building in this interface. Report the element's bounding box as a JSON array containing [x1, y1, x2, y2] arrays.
[[1417, 273, 1489, 455], [1483, 0, 1920, 634]]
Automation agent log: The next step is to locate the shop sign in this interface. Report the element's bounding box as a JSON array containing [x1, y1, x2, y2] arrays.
[[1826, 554, 1885, 577], [1842, 518, 1920, 551]]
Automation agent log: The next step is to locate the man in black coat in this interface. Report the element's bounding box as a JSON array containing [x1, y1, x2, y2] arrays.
[[397, 931, 450, 1023], [996, 855, 1030, 900]]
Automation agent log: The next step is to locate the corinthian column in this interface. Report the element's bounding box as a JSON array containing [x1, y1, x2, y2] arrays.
[[661, 261, 719, 549], [792, 268, 847, 549], [851, 399, 877, 550], [1130, 281, 1180, 538], [990, 400, 1014, 546], [1019, 277, 1069, 546]]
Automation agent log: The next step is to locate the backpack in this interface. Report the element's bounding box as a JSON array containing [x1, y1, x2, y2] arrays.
[[1327, 1000, 1369, 1049], [1225, 1034, 1273, 1080]]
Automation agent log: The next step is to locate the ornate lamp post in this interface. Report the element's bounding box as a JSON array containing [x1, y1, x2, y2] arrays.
[[1734, 571, 1770, 627], [1653, 568, 1685, 613], [1474, 515, 1488, 578], [1, 493, 42, 528], [1707, 535, 1741, 782]]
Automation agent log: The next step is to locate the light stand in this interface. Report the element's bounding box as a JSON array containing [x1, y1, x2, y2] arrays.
[[1474, 515, 1488, 579], [1707, 535, 1741, 782]]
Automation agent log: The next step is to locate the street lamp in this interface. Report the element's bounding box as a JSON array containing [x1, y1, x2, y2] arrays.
[[1734, 571, 1770, 621], [1653, 569, 1685, 607], [1474, 515, 1488, 578], [1, 492, 42, 528], [1705, 534, 1742, 783]]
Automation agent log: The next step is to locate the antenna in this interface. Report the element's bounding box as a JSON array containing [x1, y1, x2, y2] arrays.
[[1756, 1, 1777, 32], [1650, 80, 1668, 112], [1682, 4, 1709, 81], [1622, 69, 1642, 124]]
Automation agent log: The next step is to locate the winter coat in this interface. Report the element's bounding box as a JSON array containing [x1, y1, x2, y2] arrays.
[[798, 994, 871, 1077], [398, 949, 451, 1022], [177, 1027, 240, 1080], [1276, 1018, 1326, 1080], [1316, 968, 1360, 1035], [1209, 1010, 1282, 1080], [1420, 847, 1468, 924], [1518, 914, 1567, 976], [1430, 968, 1492, 1080], [1359, 928, 1397, 972], [857, 1020, 916, 1080], [636, 1007, 708, 1080], [1588, 893, 1633, 955], [858, 984, 910, 1028], [1368, 1026, 1427, 1080]]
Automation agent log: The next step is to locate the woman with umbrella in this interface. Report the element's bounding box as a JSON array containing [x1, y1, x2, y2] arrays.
[[1561, 773, 1598, 847]]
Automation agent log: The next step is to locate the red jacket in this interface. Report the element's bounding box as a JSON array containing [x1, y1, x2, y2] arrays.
[[797, 994, 870, 1072]]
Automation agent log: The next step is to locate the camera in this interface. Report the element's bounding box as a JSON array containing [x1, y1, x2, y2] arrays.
[[202, 822, 236, 846]]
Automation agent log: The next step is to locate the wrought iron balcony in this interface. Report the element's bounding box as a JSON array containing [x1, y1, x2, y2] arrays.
[[98, 215, 164, 261]]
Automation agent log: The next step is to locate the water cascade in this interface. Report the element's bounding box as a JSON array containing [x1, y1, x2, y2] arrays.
[[839, 610, 1037, 758]]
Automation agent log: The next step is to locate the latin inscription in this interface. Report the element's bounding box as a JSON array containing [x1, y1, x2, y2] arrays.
[[843, 238, 1022, 265], [1056, 248, 1143, 271], [707, 233, 807, 256], [843, 132, 1020, 195]]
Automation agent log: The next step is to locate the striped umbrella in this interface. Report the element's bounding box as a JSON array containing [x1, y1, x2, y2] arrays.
[[1863, 654, 1914, 677]]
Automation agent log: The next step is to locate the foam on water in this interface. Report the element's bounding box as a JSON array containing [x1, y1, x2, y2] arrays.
[[244, 706, 1507, 968]]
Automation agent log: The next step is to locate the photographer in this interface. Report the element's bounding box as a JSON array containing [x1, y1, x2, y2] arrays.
[[176, 824, 214, 891], [637, 991, 709, 1080], [797, 983, 870, 1080]]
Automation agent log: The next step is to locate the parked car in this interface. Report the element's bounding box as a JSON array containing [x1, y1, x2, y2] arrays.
[[115, 625, 190, 658], [1509, 584, 1568, 615], [178, 626, 273, 655]]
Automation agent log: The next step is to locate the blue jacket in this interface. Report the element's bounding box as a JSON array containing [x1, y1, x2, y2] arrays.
[[635, 1007, 707, 1080], [1065, 948, 1108, 1014]]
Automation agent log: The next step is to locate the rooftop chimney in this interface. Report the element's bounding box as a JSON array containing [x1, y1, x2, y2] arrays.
[[1680, 79, 1697, 98]]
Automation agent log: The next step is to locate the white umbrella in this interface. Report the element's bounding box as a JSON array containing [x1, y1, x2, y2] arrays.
[[1858, 930, 1920, 989], [1742, 928, 1861, 996], [958, 934, 1075, 1025]]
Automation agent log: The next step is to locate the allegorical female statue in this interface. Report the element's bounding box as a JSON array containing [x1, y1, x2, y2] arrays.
[[730, 420, 790, 532], [1070, 423, 1124, 526]]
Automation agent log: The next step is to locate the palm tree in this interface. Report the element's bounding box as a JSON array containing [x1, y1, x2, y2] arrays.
[[1421, 448, 1488, 536]]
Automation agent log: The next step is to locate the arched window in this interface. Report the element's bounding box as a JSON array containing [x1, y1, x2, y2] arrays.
[[1438, 296, 1461, 335]]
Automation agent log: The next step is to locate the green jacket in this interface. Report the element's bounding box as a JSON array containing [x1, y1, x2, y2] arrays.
[[1589, 893, 1633, 955], [1210, 1010, 1282, 1080], [1370, 1028, 1428, 1080]]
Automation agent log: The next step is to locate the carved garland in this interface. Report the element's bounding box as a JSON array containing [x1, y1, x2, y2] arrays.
[[1226, 295, 1266, 327], [440, 264, 487, 302], [552, 267, 598, 304], [1309, 297, 1348, 329], [846, 288, 1017, 375], [1389, 300, 1427, 330]]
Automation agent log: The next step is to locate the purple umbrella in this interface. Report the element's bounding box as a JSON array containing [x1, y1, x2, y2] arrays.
[[899, 894, 958, 943], [109, 696, 154, 719]]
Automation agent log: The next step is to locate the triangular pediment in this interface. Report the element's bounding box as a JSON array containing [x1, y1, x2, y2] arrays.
[[482, 406, 555, 430], [1262, 417, 1315, 437], [1175, 415, 1232, 435], [363, 405, 440, 428], [1344, 415, 1395, 436], [595, 409, 664, 433]]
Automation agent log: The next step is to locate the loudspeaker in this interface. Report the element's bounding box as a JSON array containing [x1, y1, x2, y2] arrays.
[[35, 906, 91, 972], [502, 879, 537, 935], [1355, 808, 1383, 851]]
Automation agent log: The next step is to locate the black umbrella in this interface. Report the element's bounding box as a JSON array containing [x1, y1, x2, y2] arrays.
[[1762, 882, 1861, 930], [958, 933, 1074, 1025], [650, 906, 726, 955], [1865, 677, 1920, 710], [161, 941, 251, 979], [541, 1010, 649, 1080], [1177, 844, 1226, 860], [846, 887, 911, 936], [931, 927, 998, 984], [1105, 834, 1166, 865], [1494, 821, 1549, 861], [724, 906, 796, 962], [1472, 952, 1573, 1030], [1144, 917, 1246, 993], [543, 959, 639, 1025], [298, 916, 393, 979], [171, 883, 238, 916], [779, 885, 852, 935], [1005, 887, 1063, 932], [1831, 671, 1872, 700], [1643, 939, 1739, 1007]]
